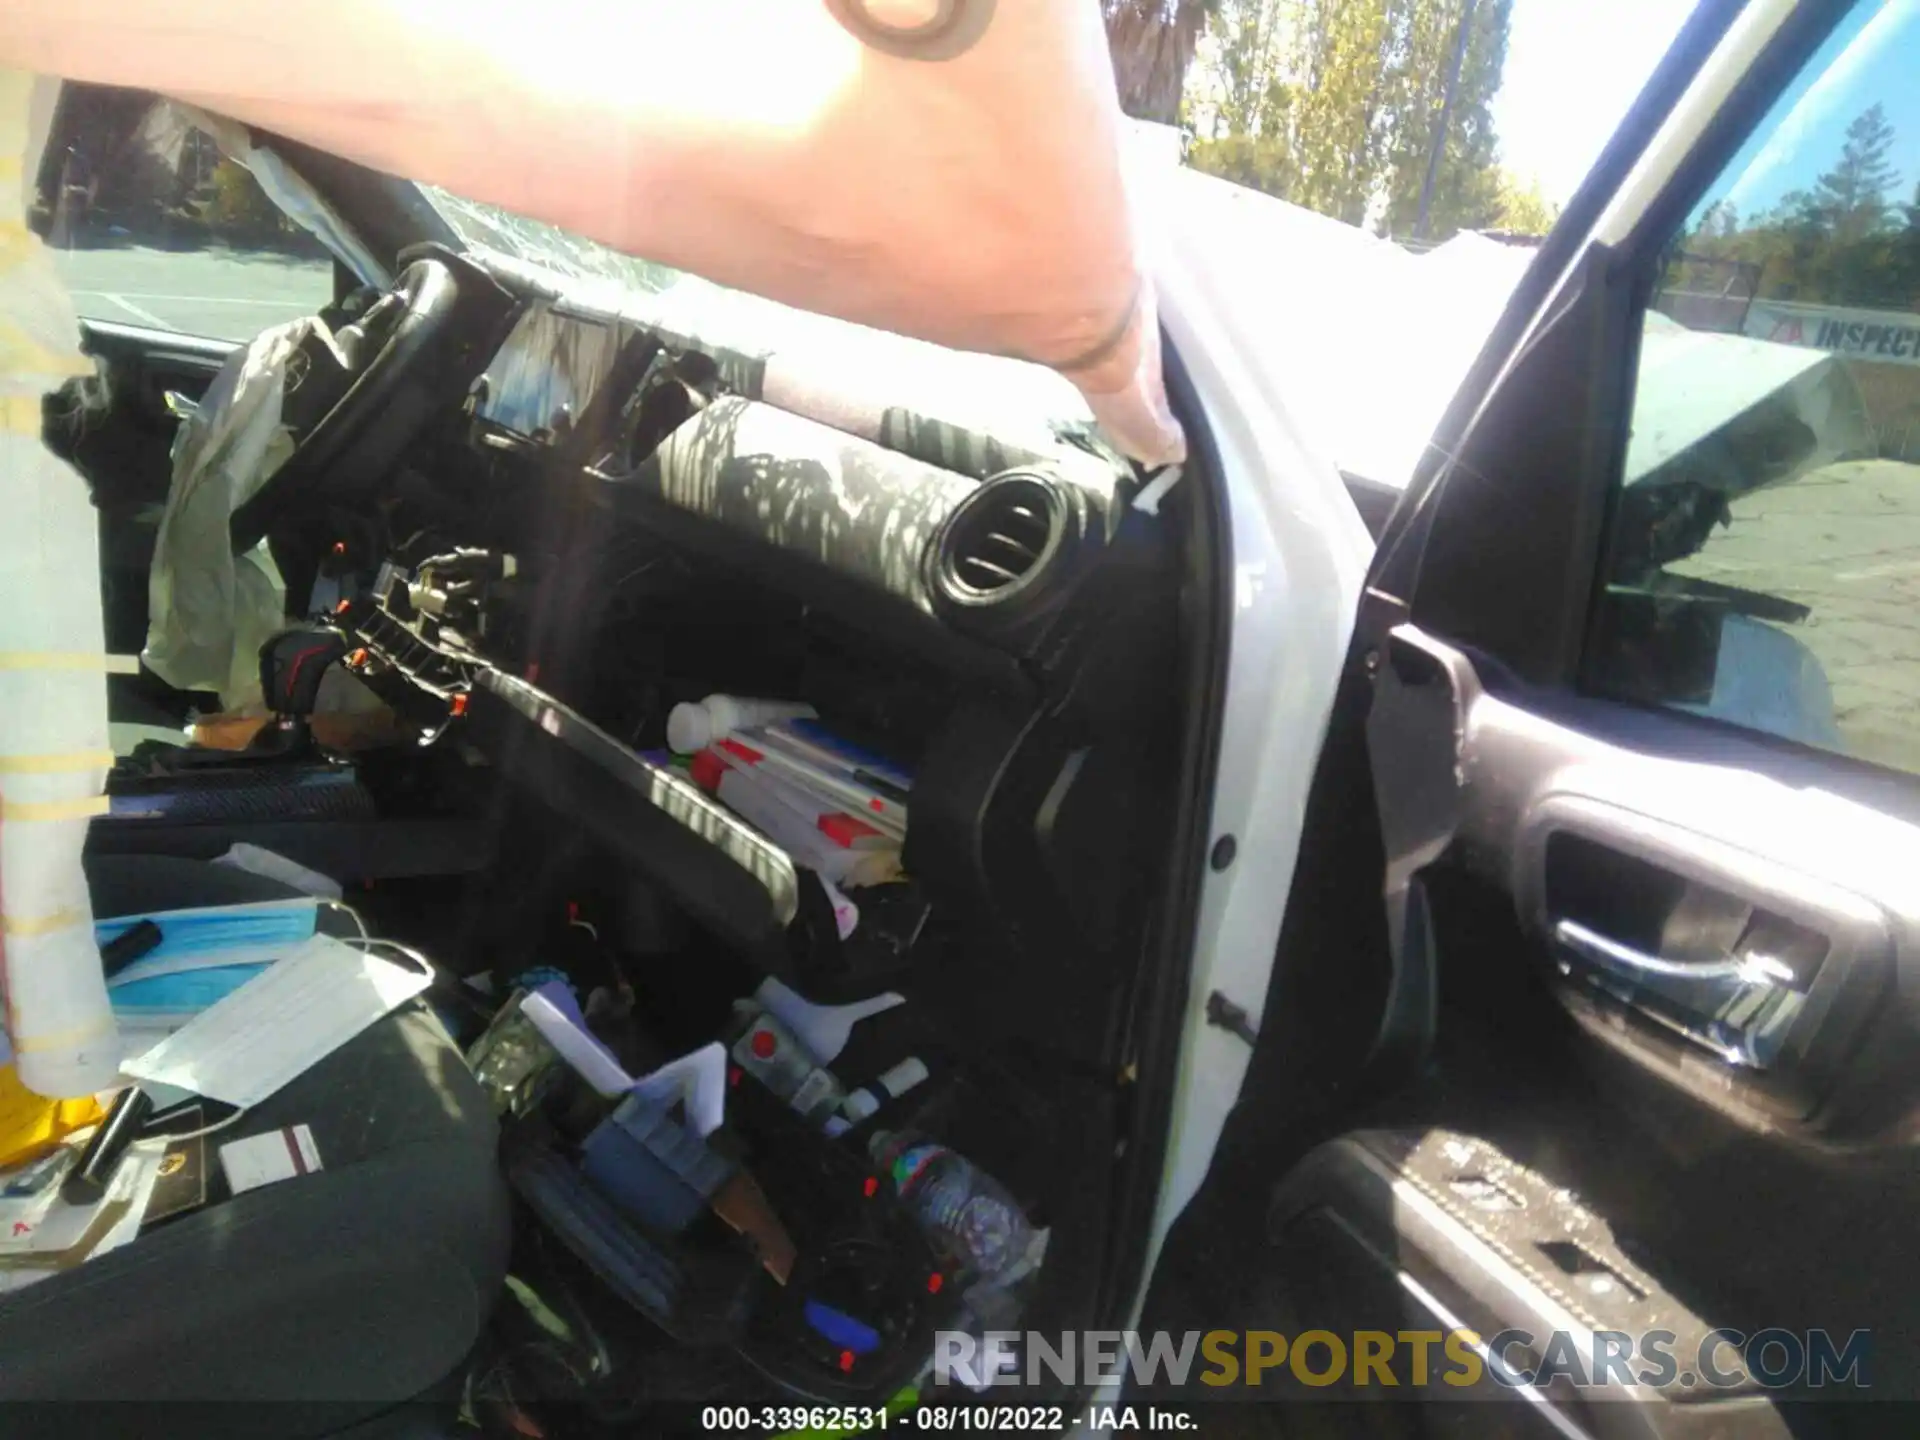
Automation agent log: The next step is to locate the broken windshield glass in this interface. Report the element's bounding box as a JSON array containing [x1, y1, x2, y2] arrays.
[[421, 186, 682, 300]]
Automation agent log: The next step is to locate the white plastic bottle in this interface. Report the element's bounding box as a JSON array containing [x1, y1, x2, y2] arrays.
[[666, 695, 817, 754]]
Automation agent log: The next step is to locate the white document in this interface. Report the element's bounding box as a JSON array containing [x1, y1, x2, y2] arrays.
[[219, 1124, 323, 1194], [0, 1146, 162, 1258], [122, 934, 431, 1107]]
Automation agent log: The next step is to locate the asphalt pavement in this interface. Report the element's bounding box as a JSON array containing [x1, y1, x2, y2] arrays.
[[1673, 456, 1920, 774], [47, 245, 333, 342]]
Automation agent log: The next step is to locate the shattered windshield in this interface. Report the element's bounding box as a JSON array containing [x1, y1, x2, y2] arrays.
[[421, 186, 684, 301], [418, 184, 1114, 491]]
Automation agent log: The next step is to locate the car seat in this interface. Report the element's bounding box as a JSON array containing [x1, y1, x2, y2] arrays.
[[0, 855, 510, 1432]]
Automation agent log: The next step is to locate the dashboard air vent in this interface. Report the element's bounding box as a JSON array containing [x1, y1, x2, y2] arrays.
[[928, 468, 1095, 635], [948, 479, 1055, 594]]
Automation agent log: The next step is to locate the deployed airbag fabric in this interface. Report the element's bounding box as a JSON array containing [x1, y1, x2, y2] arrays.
[[144, 318, 343, 711]]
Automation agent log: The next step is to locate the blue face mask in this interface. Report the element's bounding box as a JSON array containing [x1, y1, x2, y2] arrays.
[[101, 899, 320, 1027], [111, 963, 275, 1025], [96, 899, 318, 971]]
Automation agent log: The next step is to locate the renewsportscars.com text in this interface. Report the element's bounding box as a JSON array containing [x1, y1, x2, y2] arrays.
[[933, 1328, 1872, 1393]]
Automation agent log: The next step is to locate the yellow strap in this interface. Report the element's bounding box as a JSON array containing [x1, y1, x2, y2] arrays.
[[0, 223, 29, 270], [1, 907, 83, 939], [0, 394, 39, 435], [0, 750, 113, 776], [0, 652, 139, 674], [10, 1015, 116, 1057], [0, 318, 91, 381], [0, 795, 110, 823]]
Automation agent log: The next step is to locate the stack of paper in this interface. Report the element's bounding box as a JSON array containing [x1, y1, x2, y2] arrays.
[[0, 1143, 164, 1292]]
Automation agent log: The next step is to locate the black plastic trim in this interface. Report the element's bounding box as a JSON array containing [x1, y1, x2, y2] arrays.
[[1406, 243, 1642, 684], [464, 671, 800, 968]]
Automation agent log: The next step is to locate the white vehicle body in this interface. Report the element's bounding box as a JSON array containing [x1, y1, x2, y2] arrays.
[[1131, 0, 1819, 1335]]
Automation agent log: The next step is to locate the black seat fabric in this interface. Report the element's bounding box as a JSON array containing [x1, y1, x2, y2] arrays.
[[0, 856, 510, 1424]]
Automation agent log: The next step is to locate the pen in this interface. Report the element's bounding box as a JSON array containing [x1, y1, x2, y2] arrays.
[[60, 1085, 154, 1206]]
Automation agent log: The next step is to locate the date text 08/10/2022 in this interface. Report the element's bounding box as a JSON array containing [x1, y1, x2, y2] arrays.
[[699, 1404, 1198, 1432]]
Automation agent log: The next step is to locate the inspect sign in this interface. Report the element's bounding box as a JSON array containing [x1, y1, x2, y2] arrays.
[[1747, 299, 1920, 366]]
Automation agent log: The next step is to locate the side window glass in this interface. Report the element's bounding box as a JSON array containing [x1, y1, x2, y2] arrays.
[[30, 92, 335, 342], [1590, 1, 1920, 774]]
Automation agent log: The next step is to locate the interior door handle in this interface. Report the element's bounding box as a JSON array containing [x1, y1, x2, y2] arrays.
[[1552, 918, 1791, 984], [1551, 917, 1804, 1069], [1522, 802, 1892, 1129]]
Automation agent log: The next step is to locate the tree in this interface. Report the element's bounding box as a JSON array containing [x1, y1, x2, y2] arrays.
[[1492, 169, 1558, 235], [1180, 0, 1513, 242], [1805, 103, 1900, 243], [1377, 0, 1512, 240], [1198, 0, 1296, 141], [1753, 109, 1905, 304], [1104, 0, 1220, 124], [1694, 200, 1740, 239], [1285, 0, 1396, 224], [1182, 0, 1299, 195], [1185, 131, 1301, 195], [1669, 112, 1915, 311]]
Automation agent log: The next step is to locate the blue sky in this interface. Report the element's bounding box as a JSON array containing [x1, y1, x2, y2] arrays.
[[1717, 0, 1920, 219], [1495, 0, 1920, 215]]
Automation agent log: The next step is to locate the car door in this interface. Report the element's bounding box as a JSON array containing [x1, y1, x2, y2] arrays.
[[1136, 0, 1920, 1434]]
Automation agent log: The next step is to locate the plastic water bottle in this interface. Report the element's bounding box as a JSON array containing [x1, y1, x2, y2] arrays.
[[666, 695, 816, 754], [870, 1130, 1036, 1285]]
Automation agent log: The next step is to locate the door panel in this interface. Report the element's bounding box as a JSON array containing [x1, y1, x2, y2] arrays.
[[1343, 0, 1920, 1425], [69, 318, 232, 509], [1376, 623, 1920, 1146], [1372, 629, 1920, 1421], [1139, 1, 1918, 1434]]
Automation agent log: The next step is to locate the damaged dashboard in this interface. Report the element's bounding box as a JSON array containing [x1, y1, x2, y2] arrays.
[[323, 549, 799, 955], [365, 270, 1188, 1057], [461, 285, 1169, 674]]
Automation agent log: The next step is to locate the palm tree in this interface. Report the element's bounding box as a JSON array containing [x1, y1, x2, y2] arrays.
[[1103, 0, 1218, 123]]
